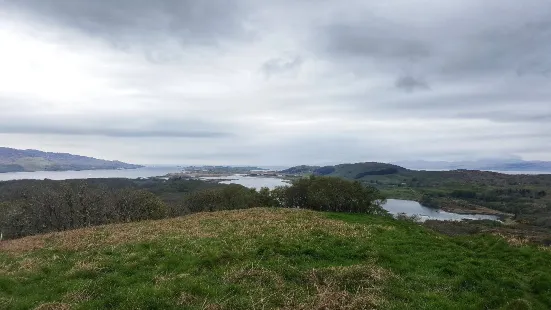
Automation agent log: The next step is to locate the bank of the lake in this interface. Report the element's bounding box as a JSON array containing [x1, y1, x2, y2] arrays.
[[383, 199, 500, 222]]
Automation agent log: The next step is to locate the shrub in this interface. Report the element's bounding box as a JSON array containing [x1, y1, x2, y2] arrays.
[[183, 184, 258, 213], [275, 176, 386, 214]]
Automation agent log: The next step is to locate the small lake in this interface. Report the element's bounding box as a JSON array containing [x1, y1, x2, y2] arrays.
[[201, 175, 289, 190], [0, 167, 181, 181], [383, 199, 499, 222]]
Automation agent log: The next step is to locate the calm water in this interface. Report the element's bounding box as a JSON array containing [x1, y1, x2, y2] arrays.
[[490, 170, 550, 175], [201, 175, 289, 190], [0, 167, 181, 181], [383, 199, 499, 222]]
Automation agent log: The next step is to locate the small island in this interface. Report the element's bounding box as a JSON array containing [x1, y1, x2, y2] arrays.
[[165, 165, 277, 178], [0, 147, 143, 173]]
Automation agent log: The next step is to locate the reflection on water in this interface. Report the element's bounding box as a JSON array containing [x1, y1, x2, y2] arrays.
[[201, 175, 289, 190], [0, 167, 181, 181], [383, 199, 499, 222]]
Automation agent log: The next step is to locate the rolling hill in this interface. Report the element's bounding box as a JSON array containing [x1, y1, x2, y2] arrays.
[[0, 147, 142, 173], [280, 162, 407, 178], [1, 208, 549, 309]]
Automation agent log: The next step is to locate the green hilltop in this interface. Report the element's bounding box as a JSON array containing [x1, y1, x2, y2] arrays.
[[1, 208, 550, 309]]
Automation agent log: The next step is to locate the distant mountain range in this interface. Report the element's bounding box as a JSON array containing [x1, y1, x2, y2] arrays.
[[0, 147, 143, 173], [392, 159, 551, 172]]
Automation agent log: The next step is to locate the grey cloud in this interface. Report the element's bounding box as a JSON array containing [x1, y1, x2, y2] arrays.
[[314, 1, 551, 88], [261, 55, 303, 78], [395, 75, 429, 92], [453, 110, 551, 124], [438, 18, 551, 79], [319, 23, 430, 62], [2, 0, 551, 163], [0, 113, 232, 138], [6, 0, 252, 47], [0, 124, 230, 138]]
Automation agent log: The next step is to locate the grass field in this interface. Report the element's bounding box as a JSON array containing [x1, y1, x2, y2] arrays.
[[1, 208, 550, 309]]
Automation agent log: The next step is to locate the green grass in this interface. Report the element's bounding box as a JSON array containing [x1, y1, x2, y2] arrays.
[[1, 208, 550, 309]]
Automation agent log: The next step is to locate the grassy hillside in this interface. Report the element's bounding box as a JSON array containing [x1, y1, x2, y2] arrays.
[[280, 162, 405, 178], [1, 208, 550, 309], [0, 147, 142, 172]]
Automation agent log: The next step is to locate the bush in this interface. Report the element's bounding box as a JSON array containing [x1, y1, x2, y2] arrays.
[[114, 189, 167, 222], [274, 176, 386, 214], [183, 184, 258, 213]]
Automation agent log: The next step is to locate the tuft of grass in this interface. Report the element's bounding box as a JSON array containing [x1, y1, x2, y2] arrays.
[[1, 208, 550, 309]]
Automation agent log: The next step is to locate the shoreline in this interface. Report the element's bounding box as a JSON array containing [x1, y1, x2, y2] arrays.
[[440, 206, 513, 217]]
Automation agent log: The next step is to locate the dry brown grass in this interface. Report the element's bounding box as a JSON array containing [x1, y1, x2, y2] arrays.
[[0, 297, 13, 309], [220, 262, 391, 310], [202, 304, 224, 310], [223, 264, 285, 288], [493, 233, 530, 246], [62, 289, 93, 304], [0, 255, 44, 276], [33, 302, 72, 310], [297, 264, 390, 309], [18, 257, 41, 272], [0, 208, 373, 255], [66, 258, 106, 277], [176, 291, 199, 306]]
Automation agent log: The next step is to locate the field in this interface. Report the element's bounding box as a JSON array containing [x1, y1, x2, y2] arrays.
[[1, 208, 550, 309]]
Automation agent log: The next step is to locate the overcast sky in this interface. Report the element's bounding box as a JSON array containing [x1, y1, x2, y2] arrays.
[[1, 0, 550, 165]]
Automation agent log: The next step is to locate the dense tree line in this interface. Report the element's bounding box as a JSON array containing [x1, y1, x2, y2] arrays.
[[0, 181, 166, 239], [265, 176, 386, 214], [173, 176, 386, 215], [0, 178, 218, 240], [0, 176, 385, 240]]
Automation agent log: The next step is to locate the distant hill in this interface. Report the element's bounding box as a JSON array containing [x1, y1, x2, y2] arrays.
[[280, 165, 320, 174], [0, 147, 143, 173], [394, 159, 551, 172], [281, 162, 407, 179]]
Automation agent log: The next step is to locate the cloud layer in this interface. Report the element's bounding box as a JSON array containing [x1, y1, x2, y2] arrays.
[[1, 0, 550, 165]]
